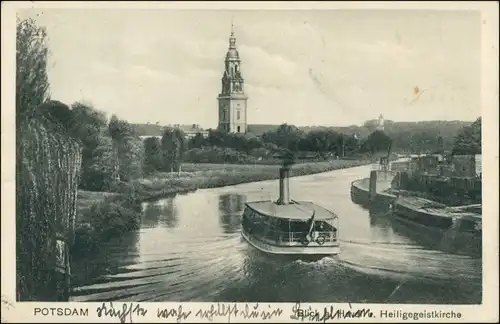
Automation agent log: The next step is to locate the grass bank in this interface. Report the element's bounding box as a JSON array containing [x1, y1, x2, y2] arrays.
[[136, 160, 369, 201], [71, 160, 368, 256]]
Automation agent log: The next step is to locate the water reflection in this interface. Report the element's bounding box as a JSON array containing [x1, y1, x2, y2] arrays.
[[70, 231, 141, 301], [218, 193, 246, 213], [142, 199, 179, 228], [218, 193, 246, 234], [142, 203, 162, 228], [368, 206, 392, 230], [160, 199, 179, 228]]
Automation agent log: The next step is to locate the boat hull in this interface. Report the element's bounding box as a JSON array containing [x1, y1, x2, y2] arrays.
[[392, 201, 453, 230], [392, 197, 482, 234], [241, 230, 340, 257]]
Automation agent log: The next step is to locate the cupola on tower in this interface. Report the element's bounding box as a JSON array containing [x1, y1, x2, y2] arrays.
[[217, 23, 248, 134]]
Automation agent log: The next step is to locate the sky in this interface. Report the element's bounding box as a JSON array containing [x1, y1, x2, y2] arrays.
[[18, 8, 481, 128]]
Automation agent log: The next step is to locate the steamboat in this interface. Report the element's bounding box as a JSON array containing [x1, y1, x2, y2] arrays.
[[241, 162, 340, 258]]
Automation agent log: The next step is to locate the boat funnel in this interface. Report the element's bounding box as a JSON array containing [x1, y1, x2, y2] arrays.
[[277, 165, 291, 205]]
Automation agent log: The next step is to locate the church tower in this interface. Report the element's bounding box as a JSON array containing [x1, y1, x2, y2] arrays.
[[218, 23, 248, 134]]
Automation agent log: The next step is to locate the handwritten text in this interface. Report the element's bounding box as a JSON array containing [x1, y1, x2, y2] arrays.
[[96, 302, 148, 323], [290, 302, 374, 322]]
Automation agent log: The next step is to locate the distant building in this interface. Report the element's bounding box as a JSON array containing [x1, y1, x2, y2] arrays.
[[175, 124, 210, 139], [217, 23, 248, 134], [410, 155, 440, 175], [376, 114, 385, 131], [138, 124, 209, 141]]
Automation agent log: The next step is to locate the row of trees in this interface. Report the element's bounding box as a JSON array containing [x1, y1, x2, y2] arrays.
[[36, 103, 482, 191], [186, 124, 393, 159], [301, 119, 473, 154], [375, 120, 474, 154], [180, 117, 480, 165]]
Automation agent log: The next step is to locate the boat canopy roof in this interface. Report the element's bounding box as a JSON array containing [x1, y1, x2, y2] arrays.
[[245, 200, 338, 221]]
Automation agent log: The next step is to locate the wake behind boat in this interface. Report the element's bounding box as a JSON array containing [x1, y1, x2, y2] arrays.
[[241, 162, 340, 258]]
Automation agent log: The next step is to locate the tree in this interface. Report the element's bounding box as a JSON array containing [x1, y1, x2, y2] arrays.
[[225, 133, 247, 151], [174, 128, 187, 172], [143, 137, 162, 174], [206, 129, 226, 147], [161, 128, 175, 172], [433, 135, 445, 154], [188, 132, 206, 149], [302, 129, 341, 153], [69, 102, 109, 189], [262, 123, 305, 151], [70, 102, 108, 146], [361, 130, 393, 154], [244, 135, 263, 153], [108, 115, 144, 181], [263, 142, 279, 152], [80, 127, 116, 191], [16, 17, 50, 120], [343, 134, 360, 156], [452, 118, 481, 155], [281, 149, 296, 166], [160, 128, 186, 172], [37, 100, 76, 137]]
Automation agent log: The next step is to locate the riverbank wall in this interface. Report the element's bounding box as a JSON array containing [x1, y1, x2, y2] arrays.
[[350, 173, 482, 239], [350, 171, 397, 208], [72, 160, 370, 256]]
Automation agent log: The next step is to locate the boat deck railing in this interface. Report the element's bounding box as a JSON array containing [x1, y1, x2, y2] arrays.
[[244, 227, 338, 247]]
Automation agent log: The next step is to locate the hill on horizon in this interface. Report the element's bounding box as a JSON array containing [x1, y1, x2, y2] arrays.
[[132, 120, 475, 139]]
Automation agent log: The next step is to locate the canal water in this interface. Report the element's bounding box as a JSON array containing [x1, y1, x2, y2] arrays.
[[70, 165, 482, 303]]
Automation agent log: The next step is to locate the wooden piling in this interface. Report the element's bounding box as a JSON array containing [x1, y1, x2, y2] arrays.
[[369, 170, 378, 201]]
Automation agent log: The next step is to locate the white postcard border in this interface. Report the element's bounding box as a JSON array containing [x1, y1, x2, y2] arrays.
[[2, 1, 498, 323]]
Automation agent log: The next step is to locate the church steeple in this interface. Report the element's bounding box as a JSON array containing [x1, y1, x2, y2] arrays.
[[218, 21, 248, 134], [225, 23, 240, 62], [222, 22, 244, 95]]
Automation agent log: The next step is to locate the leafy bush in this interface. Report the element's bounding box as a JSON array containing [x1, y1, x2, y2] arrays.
[[72, 197, 142, 255]]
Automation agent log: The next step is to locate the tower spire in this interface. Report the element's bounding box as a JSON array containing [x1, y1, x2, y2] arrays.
[[218, 21, 248, 134], [229, 19, 236, 49]]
